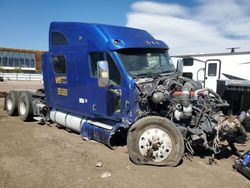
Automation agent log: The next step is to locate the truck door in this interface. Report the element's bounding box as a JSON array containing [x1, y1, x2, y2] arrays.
[[88, 52, 123, 119], [205, 59, 221, 91]]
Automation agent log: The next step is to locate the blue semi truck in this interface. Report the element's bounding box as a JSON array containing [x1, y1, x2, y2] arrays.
[[4, 22, 247, 166]]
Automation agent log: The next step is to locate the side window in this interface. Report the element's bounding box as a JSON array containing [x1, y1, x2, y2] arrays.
[[9, 58, 13, 67], [89, 53, 105, 77], [20, 58, 24, 67], [31, 59, 35, 68], [52, 56, 66, 74], [106, 54, 121, 85], [3, 57, 7, 66], [183, 58, 193, 66], [208, 63, 217, 76], [25, 59, 30, 67], [89, 52, 121, 85], [52, 32, 68, 46], [14, 58, 19, 67], [183, 72, 193, 79]]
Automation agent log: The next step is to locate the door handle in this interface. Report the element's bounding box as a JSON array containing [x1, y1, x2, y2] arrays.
[[109, 88, 122, 96]]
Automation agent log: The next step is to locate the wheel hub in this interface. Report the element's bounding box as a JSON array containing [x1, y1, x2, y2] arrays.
[[7, 98, 13, 111], [19, 100, 26, 115], [138, 128, 173, 162]]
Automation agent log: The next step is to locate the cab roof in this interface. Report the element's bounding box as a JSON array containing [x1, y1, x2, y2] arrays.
[[49, 22, 168, 52]]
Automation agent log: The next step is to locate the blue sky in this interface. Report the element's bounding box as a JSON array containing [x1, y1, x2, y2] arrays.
[[0, 0, 249, 54]]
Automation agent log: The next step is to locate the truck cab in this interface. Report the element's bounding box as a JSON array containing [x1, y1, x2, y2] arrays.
[[43, 22, 172, 121]]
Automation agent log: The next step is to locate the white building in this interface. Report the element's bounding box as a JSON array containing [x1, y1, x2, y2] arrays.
[[0, 47, 44, 72]]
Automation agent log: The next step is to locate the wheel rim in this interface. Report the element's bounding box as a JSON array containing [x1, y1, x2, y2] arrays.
[[19, 100, 26, 115], [138, 128, 173, 162], [6, 97, 13, 111]]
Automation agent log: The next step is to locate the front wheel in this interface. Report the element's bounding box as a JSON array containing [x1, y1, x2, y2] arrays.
[[127, 116, 184, 166]]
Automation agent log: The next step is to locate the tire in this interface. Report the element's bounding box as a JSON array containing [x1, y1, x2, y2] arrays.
[[127, 116, 184, 166], [18, 92, 33, 121], [5, 91, 20, 116]]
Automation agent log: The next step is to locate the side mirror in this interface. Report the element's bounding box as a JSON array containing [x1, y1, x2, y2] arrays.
[[97, 60, 109, 88], [176, 59, 183, 73]]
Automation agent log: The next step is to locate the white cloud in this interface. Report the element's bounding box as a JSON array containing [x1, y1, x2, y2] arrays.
[[126, 0, 250, 55], [131, 1, 188, 17]]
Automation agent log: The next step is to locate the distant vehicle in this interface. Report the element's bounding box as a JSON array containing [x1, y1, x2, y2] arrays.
[[4, 22, 247, 166], [172, 52, 250, 115], [0, 76, 3, 82]]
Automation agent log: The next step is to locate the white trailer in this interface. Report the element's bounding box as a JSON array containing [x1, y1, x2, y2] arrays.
[[172, 51, 250, 114]]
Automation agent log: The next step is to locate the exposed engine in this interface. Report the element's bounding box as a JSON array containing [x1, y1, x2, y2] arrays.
[[135, 75, 248, 155]]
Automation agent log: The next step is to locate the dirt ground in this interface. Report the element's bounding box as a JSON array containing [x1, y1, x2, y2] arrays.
[[0, 81, 250, 188], [0, 80, 43, 93]]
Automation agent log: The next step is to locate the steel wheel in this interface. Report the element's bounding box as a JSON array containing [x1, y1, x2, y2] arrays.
[[138, 128, 173, 162], [127, 116, 184, 166]]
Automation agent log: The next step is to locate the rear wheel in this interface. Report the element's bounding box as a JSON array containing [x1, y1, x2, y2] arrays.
[[18, 92, 33, 121], [6, 91, 20, 116], [127, 116, 184, 166]]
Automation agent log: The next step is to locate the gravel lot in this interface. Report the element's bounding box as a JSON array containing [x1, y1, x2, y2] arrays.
[[0, 81, 249, 188]]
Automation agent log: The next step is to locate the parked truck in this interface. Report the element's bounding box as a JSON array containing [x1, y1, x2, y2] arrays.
[[4, 22, 248, 166]]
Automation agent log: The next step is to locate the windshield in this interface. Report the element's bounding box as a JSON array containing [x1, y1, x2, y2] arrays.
[[116, 49, 175, 77]]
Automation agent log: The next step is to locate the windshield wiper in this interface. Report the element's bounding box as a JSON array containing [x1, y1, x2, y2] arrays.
[[135, 72, 158, 78], [159, 70, 175, 75], [134, 70, 175, 78]]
